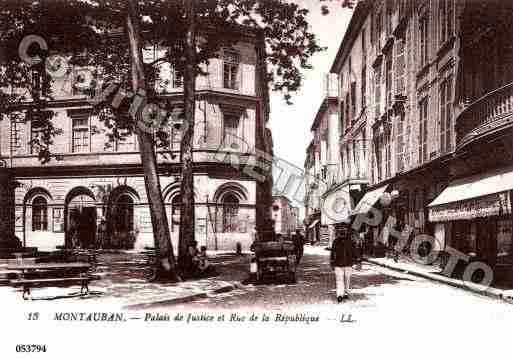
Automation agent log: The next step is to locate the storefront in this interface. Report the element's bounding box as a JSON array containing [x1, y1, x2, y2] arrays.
[[352, 184, 391, 256], [428, 165, 513, 272]]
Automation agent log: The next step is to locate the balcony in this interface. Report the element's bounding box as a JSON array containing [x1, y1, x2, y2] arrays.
[[323, 73, 339, 99], [456, 82, 513, 150]]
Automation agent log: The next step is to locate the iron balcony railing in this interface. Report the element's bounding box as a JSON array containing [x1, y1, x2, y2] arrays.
[[456, 81, 513, 150]]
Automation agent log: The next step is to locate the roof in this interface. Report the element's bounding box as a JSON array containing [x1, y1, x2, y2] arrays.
[[329, 0, 372, 74], [310, 98, 329, 132]]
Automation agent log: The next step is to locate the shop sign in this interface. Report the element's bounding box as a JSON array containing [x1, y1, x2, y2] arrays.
[[429, 191, 511, 222]]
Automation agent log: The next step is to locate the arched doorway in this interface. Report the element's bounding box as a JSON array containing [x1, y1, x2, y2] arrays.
[[222, 193, 239, 232], [66, 191, 97, 249], [110, 194, 135, 249], [106, 189, 138, 249], [113, 194, 134, 232]]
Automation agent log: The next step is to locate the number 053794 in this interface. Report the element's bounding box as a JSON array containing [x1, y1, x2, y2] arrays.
[[15, 344, 47, 353]]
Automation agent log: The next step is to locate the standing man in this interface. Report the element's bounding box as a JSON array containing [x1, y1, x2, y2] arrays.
[[330, 224, 360, 302], [292, 229, 305, 264]]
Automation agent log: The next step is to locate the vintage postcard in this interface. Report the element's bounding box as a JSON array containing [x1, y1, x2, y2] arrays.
[[0, 0, 512, 357]]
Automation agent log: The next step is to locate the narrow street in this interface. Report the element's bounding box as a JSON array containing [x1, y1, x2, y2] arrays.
[[172, 247, 513, 319]]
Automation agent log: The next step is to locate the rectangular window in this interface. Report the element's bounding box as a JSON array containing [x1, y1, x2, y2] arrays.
[[361, 29, 367, 110], [419, 15, 429, 68], [374, 137, 382, 182], [385, 51, 393, 106], [172, 67, 183, 88], [371, 141, 376, 183], [376, 11, 382, 51], [386, 0, 393, 36], [354, 140, 360, 178], [398, 0, 407, 19], [32, 197, 48, 232], [72, 67, 95, 97], [223, 113, 241, 151], [116, 129, 135, 152], [223, 50, 240, 90], [11, 119, 23, 153], [395, 38, 405, 95], [345, 93, 350, 129], [346, 146, 351, 178], [169, 105, 184, 151], [30, 116, 45, 154], [396, 113, 405, 172], [339, 100, 345, 135], [418, 97, 428, 163], [374, 65, 382, 117], [440, 0, 454, 45], [440, 76, 453, 154], [71, 114, 90, 153], [32, 70, 41, 97], [350, 81, 357, 120], [362, 128, 367, 177], [385, 132, 391, 178], [405, 116, 411, 167]]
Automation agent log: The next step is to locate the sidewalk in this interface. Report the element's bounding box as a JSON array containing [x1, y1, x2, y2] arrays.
[[365, 256, 513, 303], [0, 251, 250, 309]]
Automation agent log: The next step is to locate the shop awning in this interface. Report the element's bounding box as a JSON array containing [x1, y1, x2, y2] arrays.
[[308, 219, 320, 229], [428, 165, 513, 222], [352, 184, 389, 216]]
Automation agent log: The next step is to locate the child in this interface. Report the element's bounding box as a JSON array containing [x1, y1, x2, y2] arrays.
[[198, 246, 210, 273]]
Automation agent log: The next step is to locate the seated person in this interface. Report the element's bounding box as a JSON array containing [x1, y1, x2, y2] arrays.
[[198, 246, 210, 272], [186, 241, 200, 275]]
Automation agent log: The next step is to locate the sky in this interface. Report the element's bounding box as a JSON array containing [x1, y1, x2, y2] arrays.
[[268, 1, 353, 169]]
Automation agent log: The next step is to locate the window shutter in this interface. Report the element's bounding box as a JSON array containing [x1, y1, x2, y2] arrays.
[[395, 39, 405, 95]]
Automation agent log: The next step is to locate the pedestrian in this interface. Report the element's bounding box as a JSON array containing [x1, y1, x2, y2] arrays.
[[292, 229, 305, 264], [330, 224, 361, 302], [97, 216, 107, 249]]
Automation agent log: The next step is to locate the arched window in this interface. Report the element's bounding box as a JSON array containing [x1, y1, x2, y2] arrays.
[[171, 194, 181, 232], [32, 196, 48, 231], [223, 193, 239, 233], [114, 194, 134, 232]]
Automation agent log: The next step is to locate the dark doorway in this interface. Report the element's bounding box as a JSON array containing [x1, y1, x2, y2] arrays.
[[80, 207, 97, 248], [68, 206, 97, 249], [66, 193, 97, 249]]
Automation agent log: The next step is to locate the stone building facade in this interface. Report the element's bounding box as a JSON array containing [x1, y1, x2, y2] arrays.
[[271, 195, 299, 236], [0, 28, 273, 252], [306, 0, 513, 275]]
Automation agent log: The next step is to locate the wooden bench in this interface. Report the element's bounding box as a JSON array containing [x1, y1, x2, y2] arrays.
[[10, 276, 101, 300], [8, 262, 99, 300]]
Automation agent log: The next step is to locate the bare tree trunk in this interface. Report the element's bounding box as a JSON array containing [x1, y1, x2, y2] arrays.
[[178, 0, 196, 272], [126, 0, 179, 282]]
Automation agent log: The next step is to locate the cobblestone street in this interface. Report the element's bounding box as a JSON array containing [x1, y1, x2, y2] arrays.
[[164, 247, 513, 316]]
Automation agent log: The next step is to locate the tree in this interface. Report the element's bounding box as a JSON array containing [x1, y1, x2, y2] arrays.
[[0, 0, 180, 281], [177, 0, 197, 270], [0, 0, 326, 277], [145, 0, 327, 269], [125, 0, 179, 281]]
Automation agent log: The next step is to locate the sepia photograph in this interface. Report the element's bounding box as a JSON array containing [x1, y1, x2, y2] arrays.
[[0, 0, 512, 357]]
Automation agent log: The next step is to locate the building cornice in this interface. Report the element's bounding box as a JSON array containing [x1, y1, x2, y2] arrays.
[[329, 0, 372, 74]]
